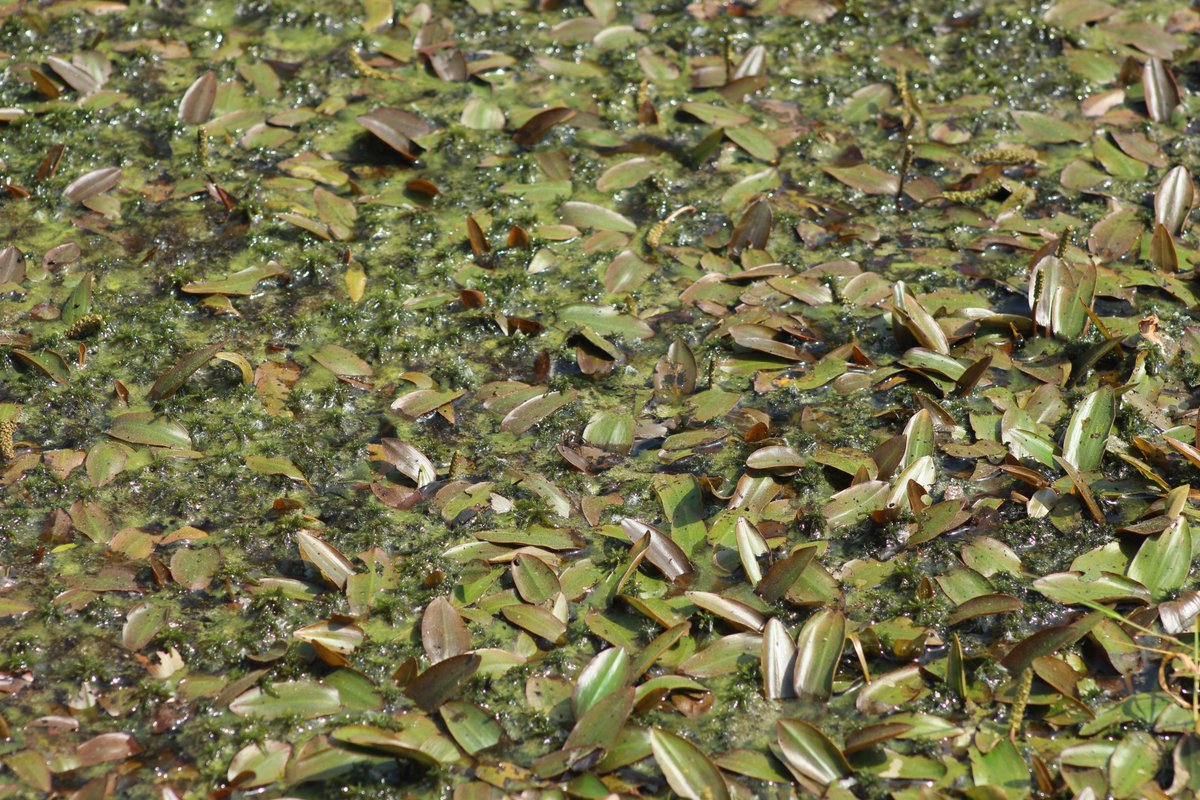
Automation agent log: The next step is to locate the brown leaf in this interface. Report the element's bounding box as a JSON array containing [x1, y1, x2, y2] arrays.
[[513, 107, 576, 147], [421, 597, 472, 664], [179, 71, 217, 124]]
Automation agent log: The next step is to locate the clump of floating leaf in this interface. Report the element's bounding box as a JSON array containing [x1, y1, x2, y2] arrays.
[[178, 71, 216, 124], [369, 438, 436, 487], [1143, 58, 1180, 123], [46, 56, 101, 96], [620, 518, 696, 584], [1027, 250, 1096, 339], [1155, 166, 1194, 236], [63, 167, 121, 203], [357, 107, 432, 161]]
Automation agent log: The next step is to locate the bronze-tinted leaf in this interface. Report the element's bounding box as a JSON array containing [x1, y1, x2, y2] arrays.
[[357, 107, 432, 159], [405, 653, 481, 711], [1155, 166, 1194, 235], [179, 71, 216, 124], [63, 167, 121, 203], [421, 597, 471, 664], [1143, 57, 1180, 122], [513, 107, 577, 146]]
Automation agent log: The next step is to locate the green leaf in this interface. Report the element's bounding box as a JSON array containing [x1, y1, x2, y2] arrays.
[[776, 718, 852, 786], [440, 701, 501, 756], [107, 412, 192, 449], [245, 454, 309, 487], [229, 681, 341, 720], [1061, 386, 1115, 471], [1127, 515, 1191, 599], [182, 261, 289, 295], [1107, 731, 1160, 798], [970, 739, 1029, 799], [649, 728, 730, 800], [572, 647, 629, 718], [61, 272, 93, 325], [311, 344, 373, 377], [148, 340, 227, 401], [330, 719, 460, 765], [793, 607, 846, 699]]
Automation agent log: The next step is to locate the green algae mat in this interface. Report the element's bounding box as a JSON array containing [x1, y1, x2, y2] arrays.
[[4, 0, 1200, 797]]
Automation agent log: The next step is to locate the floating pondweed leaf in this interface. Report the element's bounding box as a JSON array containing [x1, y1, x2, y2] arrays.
[[776, 718, 852, 787], [686, 591, 765, 633], [761, 618, 796, 700], [371, 439, 436, 486], [650, 728, 731, 800], [356, 107, 432, 159], [122, 602, 168, 650], [405, 653, 482, 711], [331, 719, 461, 765], [1127, 515, 1191, 600], [295, 530, 356, 590], [1061, 386, 1115, 472], [1143, 58, 1180, 123], [822, 163, 899, 195], [148, 340, 227, 401], [230, 681, 341, 720], [422, 597, 471, 664], [792, 608, 845, 699], [63, 167, 121, 203], [460, 97, 505, 130], [728, 195, 772, 255], [391, 387, 465, 420], [513, 107, 576, 146], [558, 201, 636, 233], [107, 412, 191, 449], [170, 547, 220, 591], [596, 157, 658, 192], [179, 71, 216, 124], [620, 518, 695, 583], [500, 390, 577, 435], [11, 348, 70, 384], [246, 455, 310, 489], [182, 261, 289, 296], [891, 282, 948, 354], [293, 620, 364, 665], [0, 246, 25, 287], [311, 343, 372, 379], [440, 701, 501, 756], [1011, 109, 1090, 143], [228, 740, 291, 788], [945, 593, 1023, 626], [755, 546, 817, 604], [1155, 166, 1194, 235], [573, 647, 628, 718], [46, 56, 101, 96], [500, 604, 567, 644]]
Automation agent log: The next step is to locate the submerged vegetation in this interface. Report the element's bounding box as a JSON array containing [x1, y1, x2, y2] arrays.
[[3, 0, 1200, 796]]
